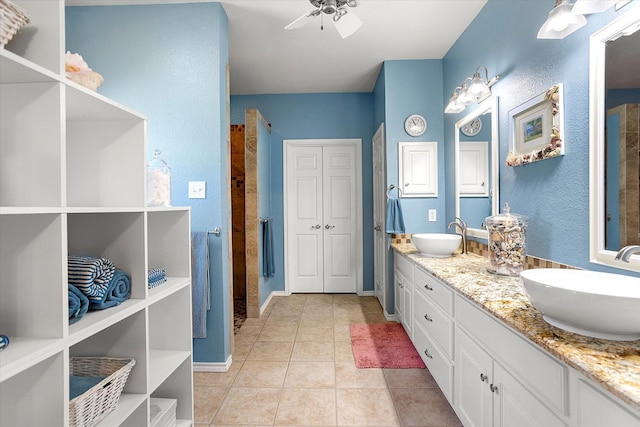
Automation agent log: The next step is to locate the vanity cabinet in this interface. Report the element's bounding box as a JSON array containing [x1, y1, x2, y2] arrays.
[[0, 2, 193, 425]]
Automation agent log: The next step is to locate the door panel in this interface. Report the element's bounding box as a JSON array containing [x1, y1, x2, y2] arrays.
[[287, 146, 323, 293], [323, 145, 357, 293], [373, 124, 386, 307]]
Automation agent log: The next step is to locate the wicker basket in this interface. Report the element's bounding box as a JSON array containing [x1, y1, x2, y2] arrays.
[[69, 357, 136, 427]]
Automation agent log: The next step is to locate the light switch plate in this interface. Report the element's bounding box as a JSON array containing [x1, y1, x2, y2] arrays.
[[188, 181, 206, 199], [428, 209, 437, 222]]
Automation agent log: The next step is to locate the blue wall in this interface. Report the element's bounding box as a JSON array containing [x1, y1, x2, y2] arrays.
[[443, 0, 639, 276], [66, 3, 232, 363], [230, 93, 375, 294], [379, 60, 446, 233]]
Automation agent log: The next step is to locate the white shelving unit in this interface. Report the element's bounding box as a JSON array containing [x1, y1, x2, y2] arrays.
[[0, 1, 194, 425]]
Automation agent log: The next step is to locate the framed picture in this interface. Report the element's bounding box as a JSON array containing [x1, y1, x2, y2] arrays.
[[507, 83, 564, 166]]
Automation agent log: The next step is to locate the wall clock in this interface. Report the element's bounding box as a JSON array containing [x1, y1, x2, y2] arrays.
[[404, 114, 427, 137], [461, 117, 482, 137]]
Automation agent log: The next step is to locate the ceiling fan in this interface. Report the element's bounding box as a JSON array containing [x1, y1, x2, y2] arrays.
[[284, 0, 362, 39]]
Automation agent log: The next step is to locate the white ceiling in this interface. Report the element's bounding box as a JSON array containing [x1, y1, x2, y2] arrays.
[[219, 0, 487, 95], [67, 0, 487, 94]]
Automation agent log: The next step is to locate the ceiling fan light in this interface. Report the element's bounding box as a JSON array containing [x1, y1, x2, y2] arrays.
[[538, 2, 587, 39], [333, 9, 362, 38], [572, 0, 617, 14]]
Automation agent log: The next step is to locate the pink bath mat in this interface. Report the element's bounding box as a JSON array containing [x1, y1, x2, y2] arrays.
[[349, 323, 426, 369]]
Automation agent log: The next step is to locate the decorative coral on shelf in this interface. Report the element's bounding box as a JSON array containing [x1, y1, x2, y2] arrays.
[[65, 51, 104, 92]]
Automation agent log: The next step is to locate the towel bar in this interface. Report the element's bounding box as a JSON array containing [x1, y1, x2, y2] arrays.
[[208, 227, 221, 236], [259, 217, 271, 224]]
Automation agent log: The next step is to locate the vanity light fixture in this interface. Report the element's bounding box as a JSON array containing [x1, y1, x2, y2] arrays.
[[444, 66, 501, 114], [538, 0, 587, 39]]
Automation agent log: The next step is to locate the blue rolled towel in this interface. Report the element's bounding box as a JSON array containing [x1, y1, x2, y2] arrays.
[[89, 269, 131, 310], [68, 284, 89, 324], [69, 375, 107, 400], [68, 255, 115, 303]]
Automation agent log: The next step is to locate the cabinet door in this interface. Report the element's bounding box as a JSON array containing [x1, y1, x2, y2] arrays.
[[394, 269, 403, 322], [401, 277, 412, 336], [576, 379, 640, 427], [492, 362, 566, 427], [459, 141, 489, 196], [455, 328, 493, 427], [398, 142, 438, 197]]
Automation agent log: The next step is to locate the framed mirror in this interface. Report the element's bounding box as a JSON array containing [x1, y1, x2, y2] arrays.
[[454, 96, 499, 239], [589, 6, 640, 272]]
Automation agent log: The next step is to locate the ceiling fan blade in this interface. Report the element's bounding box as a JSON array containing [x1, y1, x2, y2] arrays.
[[284, 9, 320, 30], [333, 10, 362, 38]]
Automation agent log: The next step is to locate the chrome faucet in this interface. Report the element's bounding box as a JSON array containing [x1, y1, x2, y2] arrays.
[[447, 216, 468, 254], [615, 245, 640, 262]]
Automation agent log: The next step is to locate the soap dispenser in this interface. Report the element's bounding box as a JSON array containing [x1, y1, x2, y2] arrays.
[[485, 203, 528, 276]]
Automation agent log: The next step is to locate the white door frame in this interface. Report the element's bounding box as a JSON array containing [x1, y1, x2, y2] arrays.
[[283, 138, 363, 295]]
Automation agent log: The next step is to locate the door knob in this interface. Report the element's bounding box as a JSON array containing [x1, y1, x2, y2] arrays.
[[325, 224, 335, 229], [374, 225, 382, 231], [311, 224, 321, 229]]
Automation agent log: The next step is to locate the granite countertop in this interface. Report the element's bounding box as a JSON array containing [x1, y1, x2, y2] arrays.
[[392, 243, 640, 412]]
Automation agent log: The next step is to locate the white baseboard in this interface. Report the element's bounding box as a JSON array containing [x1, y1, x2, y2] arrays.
[[384, 310, 397, 321], [193, 355, 232, 373], [261, 290, 286, 315], [359, 290, 375, 297]]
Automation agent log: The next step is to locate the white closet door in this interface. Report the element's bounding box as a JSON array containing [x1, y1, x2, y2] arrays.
[[286, 145, 324, 293], [372, 124, 386, 306], [322, 145, 357, 293]]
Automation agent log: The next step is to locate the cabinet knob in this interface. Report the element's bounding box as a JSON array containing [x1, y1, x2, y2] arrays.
[[311, 224, 321, 229], [424, 313, 433, 322], [423, 349, 433, 359], [325, 224, 335, 229], [424, 284, 433, 291], [490, 384, 498, 393], [480, 373, 488, 383]]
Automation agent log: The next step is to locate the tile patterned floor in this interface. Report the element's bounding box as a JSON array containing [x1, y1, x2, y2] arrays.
[[194, 294, 462, 427], [234, 297, 246, 334]]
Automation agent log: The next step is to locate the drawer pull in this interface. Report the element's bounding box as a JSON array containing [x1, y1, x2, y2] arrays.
[[424, 284, 433, 291], [490, 384, 499, 393], [480, 373, 488, 383], [424, 313, 433, 322], [423, 349, 433, 359]]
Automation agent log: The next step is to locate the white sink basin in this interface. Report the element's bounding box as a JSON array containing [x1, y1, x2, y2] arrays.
[[520, 268, 640, 341], [412, 233, 461, 258]]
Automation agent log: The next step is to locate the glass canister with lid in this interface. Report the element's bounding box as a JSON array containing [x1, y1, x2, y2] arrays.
[[484, 203, 528, 276], [146, 148, 172, 207]]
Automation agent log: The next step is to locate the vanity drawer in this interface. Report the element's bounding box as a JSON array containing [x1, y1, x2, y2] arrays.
[[414, 266, 454, 315], [456, 295, 568, 415], [394, 253, 414, 281], [414, 289, 454, 358], [413, 321, 453, 402]]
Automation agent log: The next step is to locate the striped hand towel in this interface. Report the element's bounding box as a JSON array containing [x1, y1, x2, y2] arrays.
[[68, 256, 115, 303]]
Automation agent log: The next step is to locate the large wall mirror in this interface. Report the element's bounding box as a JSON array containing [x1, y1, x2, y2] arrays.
[[589, 6, 640, 272], [454, 97, 499, 239]]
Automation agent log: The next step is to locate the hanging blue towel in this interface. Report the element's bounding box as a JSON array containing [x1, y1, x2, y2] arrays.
[[261, 219, 275, 278], [88, 269, 131, 310], [68, 284, 89, 324], [191, 232, 210, 339], [386, 198, 406, 234]]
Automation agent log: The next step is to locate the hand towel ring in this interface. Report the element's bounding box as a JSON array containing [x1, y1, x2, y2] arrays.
[[386, 184, 402, 200]]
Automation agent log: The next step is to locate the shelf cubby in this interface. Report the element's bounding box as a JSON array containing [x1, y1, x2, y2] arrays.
[[0, 213, 65, 339], [0, 81, 63, 207], [151, 358, 194, 424], [147, 209, 192, 280], [0, 352, 65, 426], [7, 0, 64, 74], [67, 212, 146, 299]]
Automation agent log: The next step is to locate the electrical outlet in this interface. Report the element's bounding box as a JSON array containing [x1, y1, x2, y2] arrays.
[[188, 181, 206, 199], [428, 209, 437, 222]]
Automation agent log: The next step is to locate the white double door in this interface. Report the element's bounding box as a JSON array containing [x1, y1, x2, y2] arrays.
[[284, 139, 362, 294]]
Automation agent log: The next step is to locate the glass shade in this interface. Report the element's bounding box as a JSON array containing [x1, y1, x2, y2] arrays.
[[537, 2, 587, 39]]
